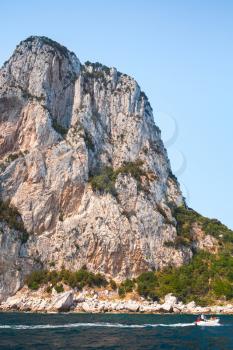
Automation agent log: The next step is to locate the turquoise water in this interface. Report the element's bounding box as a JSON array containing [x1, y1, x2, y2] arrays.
[[0, 313, 233, 349]]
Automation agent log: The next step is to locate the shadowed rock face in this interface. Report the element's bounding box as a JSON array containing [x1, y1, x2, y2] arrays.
[[0, 36, 190, 300]]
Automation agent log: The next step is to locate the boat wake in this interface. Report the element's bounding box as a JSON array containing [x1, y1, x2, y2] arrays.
[[0, 322, 205, 329]]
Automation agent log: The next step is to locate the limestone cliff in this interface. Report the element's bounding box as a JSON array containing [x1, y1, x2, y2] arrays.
[[0, 36, 193, 301]]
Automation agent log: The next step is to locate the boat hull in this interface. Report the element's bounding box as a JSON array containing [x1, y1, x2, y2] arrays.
[[195, 319, 220, 326]]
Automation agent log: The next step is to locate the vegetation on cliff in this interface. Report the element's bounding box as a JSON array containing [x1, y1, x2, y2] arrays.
[[127, 207, 233, 305], [26, 267, 108, 291], [52, 119, 68, 137], [83, 61, 111, 82], [150, 251, 233, 306], [89, 160, 146, 195], [114, 252, 233, 306], [173, 205, 233, 249], [0, 199, 29, 243], [25, 208, 233, 305], [118, 279, 136, 297], [21, 36, 71, 58]]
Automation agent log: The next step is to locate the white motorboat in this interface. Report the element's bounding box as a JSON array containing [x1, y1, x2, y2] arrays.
[[195, 316, 220, 326]]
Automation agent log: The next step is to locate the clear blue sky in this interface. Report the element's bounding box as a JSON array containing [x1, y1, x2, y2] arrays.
[[0, 0, 232, 229]]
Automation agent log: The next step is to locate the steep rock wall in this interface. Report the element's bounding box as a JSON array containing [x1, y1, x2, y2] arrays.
[[0, 36, 191, 300]]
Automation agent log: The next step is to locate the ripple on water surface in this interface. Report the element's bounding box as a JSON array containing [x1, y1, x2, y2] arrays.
[[0, 313, 232, 350]]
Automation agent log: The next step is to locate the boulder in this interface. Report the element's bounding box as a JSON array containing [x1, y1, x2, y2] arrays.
[[124, 301, 140, 312], [158, 302, 173, 312], [185, 301, 196, 312], [175, 301, 185, 312], [158, 294, 178, 312], [164, 293, 178, 305], [139, 304, 156, 313], [115, 302, 124, 311], [195, 306, 210, 313], [75, 296, 86, 303], [173, 307, 181, 313], [81, 301, 96, 312], [50, 291, 73, 311], [0, 295, 21, 310]]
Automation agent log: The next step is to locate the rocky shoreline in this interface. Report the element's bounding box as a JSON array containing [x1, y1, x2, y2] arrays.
[[1, 288, 233, 314]]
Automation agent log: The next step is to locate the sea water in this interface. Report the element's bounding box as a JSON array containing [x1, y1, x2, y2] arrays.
[[0, 312, 233, 349]]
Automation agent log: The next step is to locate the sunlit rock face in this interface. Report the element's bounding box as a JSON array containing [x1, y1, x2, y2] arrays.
[[0, 36, 189, 300]]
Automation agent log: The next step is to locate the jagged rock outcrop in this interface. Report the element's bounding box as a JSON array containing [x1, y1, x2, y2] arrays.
[[0, 36, 195, 300]]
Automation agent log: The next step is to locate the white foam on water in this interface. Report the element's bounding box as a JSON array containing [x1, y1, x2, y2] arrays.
[[159, 323, 196, 327], [0, 322, 201, 330]]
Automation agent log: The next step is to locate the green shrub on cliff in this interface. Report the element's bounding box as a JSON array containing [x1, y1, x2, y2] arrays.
[[90, 167, 116, 195], [26, 268, 107, 291], [173, 205, 233, 250], [52, 119, 68, 137], [134, 250, 233, 305], [26, 270, 48, 290], [0, 199, 28, 242], [54, 284, 64, 293], [135, 207, 233, 305], [90, 160, 145, 195], [109, 279, 117, 290], [118, 286, 126, 298], [84, 131, 95, 151], [118, 279, 135, 295], [84, 61, 111, 78], [136, 271, 158, 301]]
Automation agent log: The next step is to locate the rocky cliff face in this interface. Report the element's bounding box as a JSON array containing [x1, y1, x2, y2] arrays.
[[0, 36, 192, 301]]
